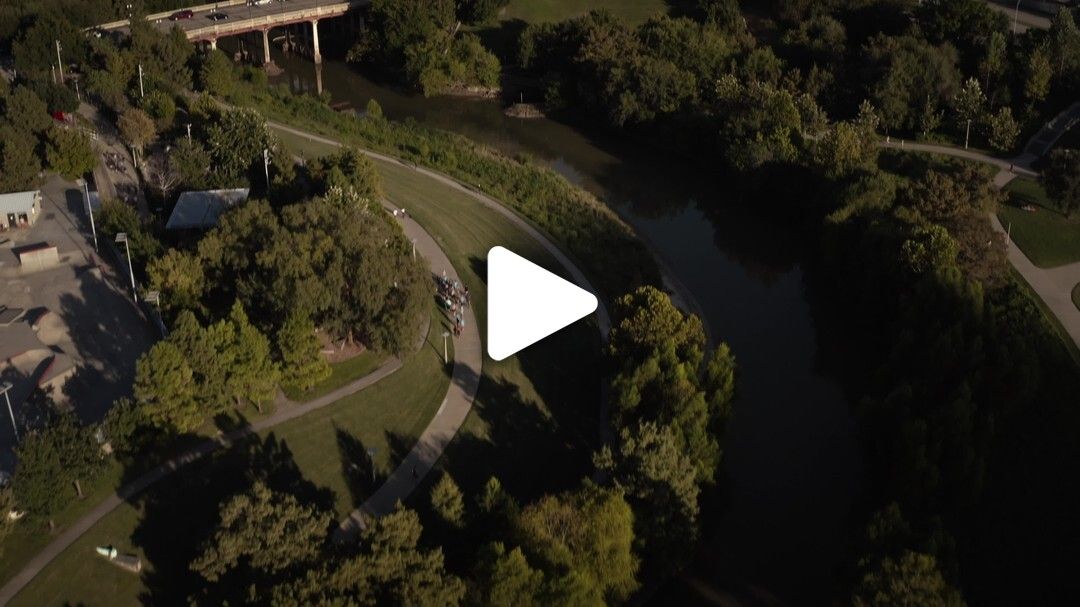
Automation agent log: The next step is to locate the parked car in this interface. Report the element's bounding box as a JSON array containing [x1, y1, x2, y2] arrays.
[[207, 12, 229, 21], [169, 9, 194, 20], [249, 0, 272, 5]]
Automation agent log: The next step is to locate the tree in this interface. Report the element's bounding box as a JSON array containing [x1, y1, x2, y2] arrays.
[[199, 49, 235, 96], [134, 341, 202, 432], [146, 248, 206, 317], [44, 126, 95, 179], [140, 90, 176, 130], [204, 108, 273, 186], [862, 34, 961, 132], [515, 484, 639, 603], [276, 311, 331, 392], [471, 543, 546, 606], [430, 472, 465, 528], [594, 421, 700, 579], [13, 411, 103, 527], [813, 120, 877, 179], [457, 0, 509, 24], [1044, 148, 1080, 217], [1024, 45, 1052, 105], [224, 300, 280, 411], [853, 551, 965, 607], [900, 223, 958, 275], [0, 126, 42, 191], [118, 107, 156, 158], [144, 148, 181, 200], [2, 86, 51, 136], [984, 106, 1019, 153], [271, 507, 466, 606], [96, 198, 162, 265], [171, 137, 211, 189], [192, 481, 331, 582], [952, 77, 985, 127], [310, 146, 383, 201]]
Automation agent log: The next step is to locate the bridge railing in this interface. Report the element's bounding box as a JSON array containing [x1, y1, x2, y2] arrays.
[[183, 2, 358, 39], [97, 0, 249, 30]]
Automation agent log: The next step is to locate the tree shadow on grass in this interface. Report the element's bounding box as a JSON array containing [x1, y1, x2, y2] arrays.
[[129, 432, 332, 605], [335, 424, 385, 507]]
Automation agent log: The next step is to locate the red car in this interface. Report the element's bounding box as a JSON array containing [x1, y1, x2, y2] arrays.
[[169, 9, 194, 20]]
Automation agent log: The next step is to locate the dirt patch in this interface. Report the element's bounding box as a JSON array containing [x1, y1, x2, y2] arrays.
[[318, 330, 369, 363]]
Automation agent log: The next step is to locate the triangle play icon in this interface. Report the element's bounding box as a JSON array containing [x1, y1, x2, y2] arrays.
[[487, 246, 598, 361]]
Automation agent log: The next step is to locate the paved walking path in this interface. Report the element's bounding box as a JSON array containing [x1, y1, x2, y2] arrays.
[[335, 202, 482, 538], [263, 121, 615, 536], [879, 102, 1080, 351], [0, 354, 403, 605]]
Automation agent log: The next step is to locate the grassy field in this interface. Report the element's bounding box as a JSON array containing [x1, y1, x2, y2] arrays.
[[997, 178, 1080, 268], [500, 0, 668, 24], [9, 124, 603, 606], [281, 349, 385, 402]]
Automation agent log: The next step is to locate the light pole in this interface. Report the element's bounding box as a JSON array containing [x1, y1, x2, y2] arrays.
[[83, 182, 98, 251], [1014, 0, 1022, 35], [263, 148, 271, 190], [55, 40, 64, 82], [366, 447, 377, 484], [965, 118, 972, 149], [186, 123, 192, 141], [137, 64, 144, 99], [115, 232, 137, 303], [411, 238, 416, 259], [0, 382, 17, 442], [442, 331, 450, 364]]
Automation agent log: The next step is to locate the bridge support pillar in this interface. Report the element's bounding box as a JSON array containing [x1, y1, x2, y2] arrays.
[[310, 19, 322, 64], [261, 28, 272, 66], [208, 38, 217, 51]]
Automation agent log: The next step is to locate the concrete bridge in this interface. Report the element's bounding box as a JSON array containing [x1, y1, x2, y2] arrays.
[[97, 0, 370, 64]]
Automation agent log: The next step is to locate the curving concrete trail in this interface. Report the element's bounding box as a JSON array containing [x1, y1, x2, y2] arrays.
[[878, 102, 1080, 352], [0, 355, 403, 605]]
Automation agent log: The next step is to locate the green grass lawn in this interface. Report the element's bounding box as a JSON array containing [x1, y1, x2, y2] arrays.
[[281, 349, 385, 402], [997, 177, 1080, 268], [499, 0, 668, 23], [9, 123, 603, 606]]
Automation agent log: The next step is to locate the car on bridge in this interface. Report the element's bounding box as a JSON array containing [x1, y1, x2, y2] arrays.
[[169, 9, 194, 20], [249, 0, 273, 5], [207, 12, 229, 21]]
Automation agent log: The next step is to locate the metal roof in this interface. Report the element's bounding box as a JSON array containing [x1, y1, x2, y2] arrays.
[[165, 188, 249, 230], [0, 191, 39, 214]]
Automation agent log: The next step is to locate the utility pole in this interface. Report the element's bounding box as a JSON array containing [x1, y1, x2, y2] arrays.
[[74, 78, 80, 102], [965, 119, 972, 150], [186, 123, 192, 141], [442, 331, 450, 364], [55, 40, 64, 82], [263, 148, 270, 190], [116, 233, 137, 303], [84, 182, 98, 251], [1014, 0, 1022, 35], [138, 64, 144, 98]]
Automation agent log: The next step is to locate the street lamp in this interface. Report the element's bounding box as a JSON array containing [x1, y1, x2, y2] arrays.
[[115, 232, 137, 303], [366, 447, 377, 484], [442, 331, 450, 364], [1014, 1, 1022, 35], [0, 382, 17, 442], [411, 238, 416, 259], [82, 181, 98, 251]]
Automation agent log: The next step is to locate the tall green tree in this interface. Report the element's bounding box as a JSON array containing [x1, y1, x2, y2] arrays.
[[191, 481, 331, 583], [13, 411, 103, 527], [276, 311, 331, 392], [271, 507, 466, 605], [430, 472, 465, 528], [1044, 148, 1080, 217], [134, 340, 202, 432], [225, 300, 280, 411], [198, 49, 235, 97], [146, 248, 206, 318], [44, 126, 95, 179], [515, 484, 639, 603], [853, 551, 965, 607]]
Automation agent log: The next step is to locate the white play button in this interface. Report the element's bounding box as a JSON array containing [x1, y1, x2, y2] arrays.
[[487, 246, 598, 361]]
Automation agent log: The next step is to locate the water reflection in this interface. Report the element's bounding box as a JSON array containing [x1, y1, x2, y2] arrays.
[[267, 47, 861, 604]]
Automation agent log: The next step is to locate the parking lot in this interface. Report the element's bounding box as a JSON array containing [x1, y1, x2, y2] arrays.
[[0, 175, 155, 471]]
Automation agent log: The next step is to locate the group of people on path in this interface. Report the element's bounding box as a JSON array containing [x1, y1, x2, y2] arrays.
[[438, 271, 470, 336]]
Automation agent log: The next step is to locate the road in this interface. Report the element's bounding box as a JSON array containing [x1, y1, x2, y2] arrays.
[[879, 102, 1080, 352], [984, 0, 1057, 32], [106, 0, 364, 39]]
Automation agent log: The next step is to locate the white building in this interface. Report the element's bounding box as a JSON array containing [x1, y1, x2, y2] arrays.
[[0, 190, 42, 230]]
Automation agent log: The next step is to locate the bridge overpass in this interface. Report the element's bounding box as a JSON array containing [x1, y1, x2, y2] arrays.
[[98, 0, 369, 64]]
